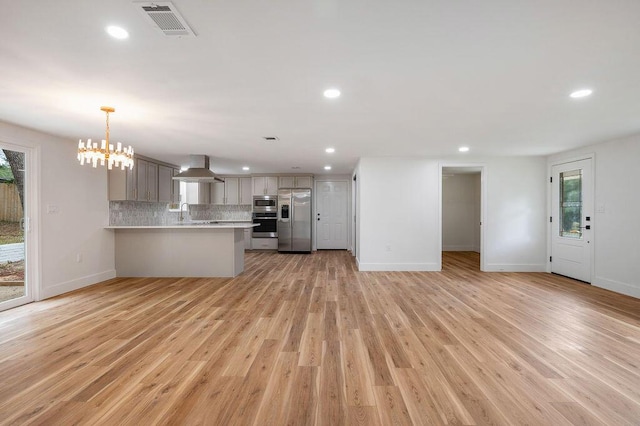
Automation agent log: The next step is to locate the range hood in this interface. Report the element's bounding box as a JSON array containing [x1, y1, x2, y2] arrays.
[[172, 155, 224, 182]]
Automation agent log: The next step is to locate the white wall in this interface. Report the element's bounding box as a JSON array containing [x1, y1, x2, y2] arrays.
[[442, 173, 481, 252], [548, 133, 640, 298], [482, 157, 547, 271], [356, 156, 547, 272], [0, 121, 115, 300], [357, 158, 440, 270]]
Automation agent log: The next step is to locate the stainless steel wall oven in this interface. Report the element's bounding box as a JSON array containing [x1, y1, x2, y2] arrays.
[[252, 196, 278, 238]]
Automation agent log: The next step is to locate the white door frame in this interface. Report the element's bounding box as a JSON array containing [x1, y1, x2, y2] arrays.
[[438, 163, 487, 271], [547, 153, 595, 281], [0, 141, 40, 310], [313, 176, 351, 252], [351, 172, 357, 257]]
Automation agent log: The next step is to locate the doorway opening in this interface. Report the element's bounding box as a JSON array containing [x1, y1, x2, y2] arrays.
[[440, 165, 484, 271]]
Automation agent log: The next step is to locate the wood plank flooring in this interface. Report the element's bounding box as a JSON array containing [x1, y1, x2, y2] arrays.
[[0, 250, 639, 425]]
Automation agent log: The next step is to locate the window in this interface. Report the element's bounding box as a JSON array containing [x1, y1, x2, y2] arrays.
[[560, 169, 582, 238]]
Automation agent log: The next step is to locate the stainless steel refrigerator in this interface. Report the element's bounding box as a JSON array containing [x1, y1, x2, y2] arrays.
[[277, 188, 312, 252]]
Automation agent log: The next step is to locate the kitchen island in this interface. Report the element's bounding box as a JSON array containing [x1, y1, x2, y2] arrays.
[[106, 223, 258, 278]]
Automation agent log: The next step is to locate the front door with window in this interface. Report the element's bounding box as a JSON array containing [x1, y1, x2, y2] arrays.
[[551, 158, 593, 282]]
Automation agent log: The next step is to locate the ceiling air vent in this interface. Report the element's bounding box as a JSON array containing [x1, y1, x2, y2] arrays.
[[134, 1, 196, 37]]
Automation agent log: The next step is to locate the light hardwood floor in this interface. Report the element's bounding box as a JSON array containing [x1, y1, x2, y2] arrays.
[[0, 251, 639, 425]]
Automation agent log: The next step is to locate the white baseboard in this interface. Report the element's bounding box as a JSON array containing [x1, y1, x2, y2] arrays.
[[443, 245, 477, 252], [357, 262, 439, 272], [594, 276, 640, 299], [39, 269, 117, 300], [483, 263, 546, 272]]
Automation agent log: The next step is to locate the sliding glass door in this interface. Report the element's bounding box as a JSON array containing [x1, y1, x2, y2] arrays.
[[0, 146, 32, 310]]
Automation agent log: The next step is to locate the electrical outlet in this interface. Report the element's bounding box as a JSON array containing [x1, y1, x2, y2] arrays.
[[76, 253, 83, 263], [385, 245, 392, 252]]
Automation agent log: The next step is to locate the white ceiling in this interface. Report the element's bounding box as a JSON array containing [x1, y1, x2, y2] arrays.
[[1, 1, 639, 175]]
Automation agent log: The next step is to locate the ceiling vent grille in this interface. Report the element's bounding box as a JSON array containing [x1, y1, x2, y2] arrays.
[[134, 1, 196, 37]]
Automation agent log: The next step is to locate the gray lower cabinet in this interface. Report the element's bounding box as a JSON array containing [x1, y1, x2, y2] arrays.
[[244, 229, 251, 250], [251, 238, 278, 250]]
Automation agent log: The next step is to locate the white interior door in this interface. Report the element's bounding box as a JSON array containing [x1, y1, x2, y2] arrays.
[[551, 158, 593, 282], [316, 181, 348, 249]]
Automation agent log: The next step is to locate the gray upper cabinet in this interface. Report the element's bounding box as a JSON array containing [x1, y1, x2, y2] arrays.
[[211, 177, 251, 205], [172, 169, 180, 205], [198, 182, 211, 204], [136, 159, 158, 202], [225, 178, 239, 205], [211, 181, 225, 204], [279, 176, 313, 188], [294, 176, 313, 188], [108, 156, 178, 202], [108, 166, 135, 201], [239, 177, 252, 204], [252, 176, 278, 196], [158, 165, 173, 203]]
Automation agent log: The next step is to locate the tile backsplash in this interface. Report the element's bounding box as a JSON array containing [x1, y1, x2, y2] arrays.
[[188, 204, 252, 221], [109, 201, 252, 226]]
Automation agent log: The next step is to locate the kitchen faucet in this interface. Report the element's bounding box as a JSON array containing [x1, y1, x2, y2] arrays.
[[179, 203, 189, 221]]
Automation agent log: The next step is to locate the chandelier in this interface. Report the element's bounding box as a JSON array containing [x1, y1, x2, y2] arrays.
[[77, 106, 134, 170]]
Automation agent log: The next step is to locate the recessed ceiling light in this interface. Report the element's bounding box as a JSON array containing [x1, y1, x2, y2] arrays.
[[458, 146, 470, 153], [242, 166, 250, 171], [325, 147, 335, 153], [324, 165, 332, 170], [106, 26, 129, 40], [323, 88, 341, 99], [570, 89, 593, 99]]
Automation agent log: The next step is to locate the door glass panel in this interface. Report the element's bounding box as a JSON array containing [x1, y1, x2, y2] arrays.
[[560, 169, 582, 239], [0, 149, 25, 303]]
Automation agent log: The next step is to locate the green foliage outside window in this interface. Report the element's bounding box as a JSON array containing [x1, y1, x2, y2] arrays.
[[560, 170, 582, 238]]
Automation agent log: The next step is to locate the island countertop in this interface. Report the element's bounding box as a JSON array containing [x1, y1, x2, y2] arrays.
[[106, 222, 258, 229]]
